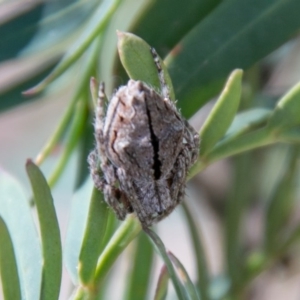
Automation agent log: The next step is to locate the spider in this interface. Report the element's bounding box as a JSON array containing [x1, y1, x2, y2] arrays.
[[88, 47, 199, 228]]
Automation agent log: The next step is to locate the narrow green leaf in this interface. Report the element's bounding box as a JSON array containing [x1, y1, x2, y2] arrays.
[[267, 81, 300, 132], [225, 154, 253, 289], [0, 169, 42, 300], [64, 179, 94, 285], [99, 210, 118, 254], [205, 127, 273, 165], [225, 108, 272, 139], [144, 228, 188, 300], [264, 146, 300, 254], [36, 37, 102, 165], [168, 251, 200, 300], [78, 188, 110, 284], [74, 114, 95, 189], [117, 31, 175, 100], [165, 0, 300, 118], [189, 126, 274, 179], [26, 160, 62, 300], [24, 0, 122, 95], [182, 203, 210, 300], [280, 127, 300, 143], [0, 3, 44, 61], [20, 1, 98, 56], [94, 215, 141, 288], [131, 0, 222, 58], [154, 265, 169, 300], [125, 232, 154, 300], [0, 62, 57, 112], [0, 216, 21, 300], [90, 77, 100, 107], [200, 69, 243, 156], [48, 99, 87, 188]]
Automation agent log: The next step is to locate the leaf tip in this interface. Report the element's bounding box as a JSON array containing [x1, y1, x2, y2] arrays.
[[231, 68, 243, 80], [117, 31, 142, 51], [116, 30, 127, 47], [90, 77, 98, 90], [26, 159, 34, 167], [22, 88, 37, 97], [116, 29, 124, 38], [35, 155, 42, 166], [22, 83, 44, 96]]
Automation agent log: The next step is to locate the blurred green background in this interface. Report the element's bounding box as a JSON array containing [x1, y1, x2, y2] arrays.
[[1, 0, 300, 299]]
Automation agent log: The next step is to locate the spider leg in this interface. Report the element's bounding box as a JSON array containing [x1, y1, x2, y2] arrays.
[[183, 120, 200, 164], [88, 149, 128, 220], [150, 47, 170, 100], [93, 82, 120, 184], [94, 83, 110, 172], [88, 149, 105, 190], [167, 123, 199, 209], [88, 83, 134, 220]]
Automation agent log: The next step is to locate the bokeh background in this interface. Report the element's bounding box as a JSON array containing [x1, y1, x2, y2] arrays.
[[2, 1, 300, 299]]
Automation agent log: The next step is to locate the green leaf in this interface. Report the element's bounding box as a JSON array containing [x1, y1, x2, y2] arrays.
[[75, 115, 95, 189], [125, 233, 154, 300], [78, 188, 110, 285], [225, 155, 254, 288], [64, 179, 94, 285], [48, 99, 87, 188], [200, 69, 243, 156], [204, 127, 273, 165], [154, 265, 169, 300], [131, 0, 222, 57], [165, 0, 300, 118], [0, 3, 44, 61], [90, 77, 100, 107], [280, 127, 300, 143], [0, 216, 21, 300], [20, 0, 98, 56], [264, 147, 300, 254], [117, 31, 175, 100], [144, 228, 188, 300], [36, 37, 102, 166], [94, 215, 141, 288], [182, 203, 210, 300], [26, 160, 62, 300], [225, 108, 272, 139], [189, 126, 274, 178], [168, 251, 200, 300], [0, 62, 57, 112], [24, 0, 122, 95], [0, 169, 42, 300], [267, 81, 300, 132]]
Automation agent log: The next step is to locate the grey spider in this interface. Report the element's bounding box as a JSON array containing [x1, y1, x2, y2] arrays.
[[88, 48, 199, 228]]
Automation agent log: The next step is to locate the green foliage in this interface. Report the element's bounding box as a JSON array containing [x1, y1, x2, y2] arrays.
[[117, 32, 175, 100], [200, 69, 243, 156], [2, 1, 300, 299], [0, 169, 42, 300], [125, 233, 154, 300], [154, 266, 169, 300], [26, 160, 62, 300], [0, 217, 21, 300]]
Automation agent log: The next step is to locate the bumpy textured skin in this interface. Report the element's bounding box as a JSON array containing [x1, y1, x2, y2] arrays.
[[88, 51, 199, 228]]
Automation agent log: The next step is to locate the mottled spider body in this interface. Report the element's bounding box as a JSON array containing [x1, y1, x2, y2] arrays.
[[88, 49, 199, 227]]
